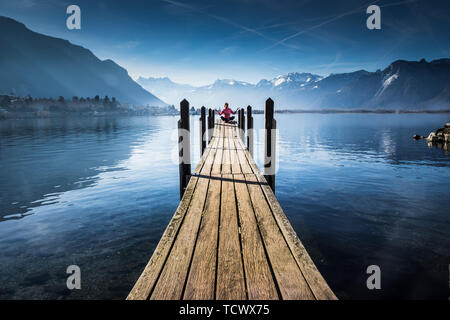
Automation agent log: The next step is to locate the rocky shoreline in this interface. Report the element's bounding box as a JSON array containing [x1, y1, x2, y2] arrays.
[[425, 123, 450, 143], [415, 123, 450, 152]]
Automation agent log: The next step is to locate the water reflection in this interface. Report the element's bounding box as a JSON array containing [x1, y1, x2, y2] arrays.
[[0, 113, 449, 299], [428, 141, 450, 152], [251, 113, 450, 299], [250, 114, 450, 169], [0, 117, 164, 221], [0, 115, 185, 299]]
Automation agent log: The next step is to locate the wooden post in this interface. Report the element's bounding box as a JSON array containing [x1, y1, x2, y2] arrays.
[[264, 98, 276, 192], [237, 109, 244, 142], [199, 106, 206, 156], [207, 108, 213, 144], [247, 105, 254, 156], [240, 108, 245, 142], [237, 109, 241, 138], [178, 99, 191, 199]]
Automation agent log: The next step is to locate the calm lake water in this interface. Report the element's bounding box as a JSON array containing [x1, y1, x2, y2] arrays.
[[0, 114, 449, 299]]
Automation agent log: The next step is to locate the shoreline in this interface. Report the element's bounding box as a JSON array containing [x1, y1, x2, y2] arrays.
[[2, 110, 450, 120], [273, 109, 450, 114]]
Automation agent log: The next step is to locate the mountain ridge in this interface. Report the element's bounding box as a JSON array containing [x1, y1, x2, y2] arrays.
[[138, 59, 450, 110], [0, 16, 167, 107], [2, 16, 448, 110]]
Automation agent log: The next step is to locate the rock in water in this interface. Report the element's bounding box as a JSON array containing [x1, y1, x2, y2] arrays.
[[413, 134, 424, 140], [426, 132, 437, 142], [426, 123, 450, 143]]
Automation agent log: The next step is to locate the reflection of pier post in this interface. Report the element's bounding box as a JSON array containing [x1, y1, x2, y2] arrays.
[[199, 106, 206, 156], [264, 98, 276, 192], [178, 99, 191, 199], [247, 105, 254, 157]]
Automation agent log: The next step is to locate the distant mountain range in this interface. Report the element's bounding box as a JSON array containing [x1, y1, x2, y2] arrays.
[[137, 77, 196, 105], [138, 59, 450, 110], [0, 16, 166, 107], [2, 16, 449, 111]]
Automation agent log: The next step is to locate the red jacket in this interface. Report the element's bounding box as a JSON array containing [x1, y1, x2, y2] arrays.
[[218, 107, 237, 119]]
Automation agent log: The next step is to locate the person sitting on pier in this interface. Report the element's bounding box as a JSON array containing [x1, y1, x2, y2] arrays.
[[217, 103, 239, 123]]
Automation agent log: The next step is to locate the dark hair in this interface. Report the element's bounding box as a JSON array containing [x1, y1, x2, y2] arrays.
[[224, 102, 229, 107]]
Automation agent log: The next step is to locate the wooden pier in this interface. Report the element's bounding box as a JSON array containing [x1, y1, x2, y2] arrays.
[[127, 100, 336, 300]]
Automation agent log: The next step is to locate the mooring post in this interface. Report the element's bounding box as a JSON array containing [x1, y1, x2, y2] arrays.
[[237, 109, 244, 142], [247, 105, 254, 156], [264, 98, 276, 192], [241, 108, 246, 142], [178, 99, 191, 199], [207, 108, 213, 144], [237, 109, 241, 138], [238, 109, 241, 127], [199, 106, 206, 156]]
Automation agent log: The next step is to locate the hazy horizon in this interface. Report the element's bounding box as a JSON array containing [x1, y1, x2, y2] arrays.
[[134, 56, 449, 87]]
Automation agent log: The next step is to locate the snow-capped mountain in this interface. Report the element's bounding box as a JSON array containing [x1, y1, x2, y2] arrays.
[[320, 59, 450, 110], [257, 72, 323, 90], [138, 59, 450, 110], [138, 73, 325, 108], [138, 77, 261, 108], [208, 79, 254, 88]]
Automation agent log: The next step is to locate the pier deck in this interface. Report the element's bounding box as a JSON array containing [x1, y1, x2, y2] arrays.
[[127, 122, 336, 300]]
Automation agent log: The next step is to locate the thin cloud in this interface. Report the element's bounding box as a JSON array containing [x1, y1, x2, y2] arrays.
[[262, 0, 419, 52], [262, 0, 381, 52], [160, 0, 301, 50]]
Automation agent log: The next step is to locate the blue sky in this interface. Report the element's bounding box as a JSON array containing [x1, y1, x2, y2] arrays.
[[1, 0, 449, 85]]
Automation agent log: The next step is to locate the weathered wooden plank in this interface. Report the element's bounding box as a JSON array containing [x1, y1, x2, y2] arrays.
[[235, 145, 253, 174], [216, 173, 246, 299], [183, 173, 221, 300], [127, 178, 199, 300], [222, 127, 231, 174], [230, 137, 252, 174], [228, 137, 241, 174], [130, 121, 336, 301], [234, 136, 336, 300], [245, 173, 315, 300], [255, 174, 337, 300], [233, 126, 245, 150], [235, 135, 313, 299], [149, 133, 219, 300], [181, 125, 224, 299], [212, 124, 224, 174], [234, 173, 279, 300], [126, 136, 217, 300], [233, 137, 260, 173]]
